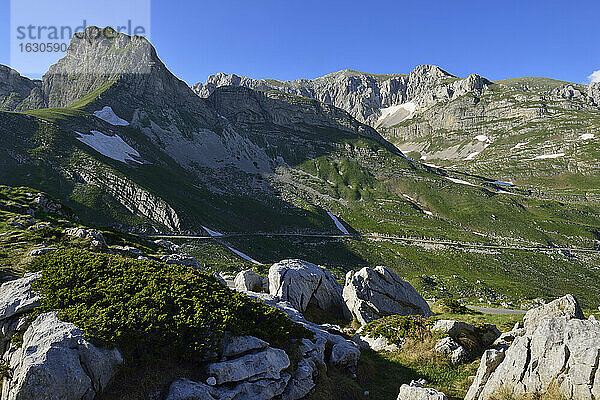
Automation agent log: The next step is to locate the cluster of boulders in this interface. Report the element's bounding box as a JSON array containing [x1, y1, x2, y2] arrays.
[[466, 294, 600, 400], [234, 260, 432, 324]]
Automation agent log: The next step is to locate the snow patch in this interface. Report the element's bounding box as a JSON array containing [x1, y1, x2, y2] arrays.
[[76, 131, 141, 164], [580, 133, 595, 140], [474, 135, 488, 142], [423, 210, 433, 216], [327, 212, 350, 235], [202, 226, 224, 237], [533, 153, 565, 160], [93, 106, 129, 126], [227, 246, 262, 265], [446, 177, 476, 186], [511, 142, 528, 150], [465, 151, 481, 160]]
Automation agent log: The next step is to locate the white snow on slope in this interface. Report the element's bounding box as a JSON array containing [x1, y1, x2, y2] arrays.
[[511, 142, 528, 150], [580, 133, 595, 140], [202, 226, 224, 237], [93, 106, 129, 126], [377, 101, 417, 126], [474, 135, 488, 142], [533, 153, 565, 160], [76, 131, 141, 164], [465, 152, 481, 160], [446, 177, 476, 186], [327, 212, 350, 235], [227, 246, 262, 265]]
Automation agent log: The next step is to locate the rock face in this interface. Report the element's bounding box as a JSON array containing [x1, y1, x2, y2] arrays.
[[235, 270, 266, 293], [2, 312, 123, 400], [466, 295, 600, 400], [523, 294, 584, 332], [269, 260, 349, 318], [397, 380, 448, 400], [342, 266, 431, 325]]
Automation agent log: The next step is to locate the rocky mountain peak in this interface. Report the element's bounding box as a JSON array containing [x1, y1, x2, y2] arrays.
[[0, 65, 40, 111]]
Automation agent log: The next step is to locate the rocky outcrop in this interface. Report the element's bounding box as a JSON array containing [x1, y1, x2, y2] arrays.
[[72, 163, 181, 232], [523, 293, 584, 332], [269, 260, 349, 318], [234, 270, 266, 293], [64, 227, 107, 250], [0, 275, 122, 400], [342, 266, 431, 325], [2, 312, 123, 400], [165, 290, 360, 400], [245, 292, 360, 374], [466, 295, 600, 400], [160, 253, 202, 268], [397, 380, 448, 400]]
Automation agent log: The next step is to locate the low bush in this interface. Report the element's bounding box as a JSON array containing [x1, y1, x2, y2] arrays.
[[28, 249, 311, 363], [361, 315, 430, 343]]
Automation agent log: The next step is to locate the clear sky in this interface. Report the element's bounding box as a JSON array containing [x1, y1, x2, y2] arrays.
[[0, 0, 599, 85]]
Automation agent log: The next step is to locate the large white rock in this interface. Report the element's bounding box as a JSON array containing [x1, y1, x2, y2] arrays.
[[466, 295, 600, 400], [2, 312, 123, 400], [268, 260, 348, 317], [0, 273, 40, 322], [523, 294, 584, 332], [206, 347, 290, 385], [243, 292, 360, 374], [397, 380, 448, 400], [221, 335, 268, 358], [234, 270, 266, 293], [343, 266, 431, 325]]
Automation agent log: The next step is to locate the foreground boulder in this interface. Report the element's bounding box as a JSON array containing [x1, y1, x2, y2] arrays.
[[466, 295, 600, 400], [397, 380, 448, 400], [64, 227, 106, 250], [343, 266, 431, 325], [2, 312, 123, 400], [269, 260, 349, 318]]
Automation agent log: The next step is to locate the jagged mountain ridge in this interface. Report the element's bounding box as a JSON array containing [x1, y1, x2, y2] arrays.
[[193, 68, 600, 190], [193, 66, 492, 127]]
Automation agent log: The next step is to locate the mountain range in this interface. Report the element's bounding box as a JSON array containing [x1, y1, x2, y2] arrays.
[[1, 26, 599, 306]]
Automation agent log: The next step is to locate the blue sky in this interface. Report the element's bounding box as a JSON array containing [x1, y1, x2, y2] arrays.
[[1, 0, 599, 85]]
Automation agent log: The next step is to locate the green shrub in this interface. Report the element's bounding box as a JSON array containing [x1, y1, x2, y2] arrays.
[[28, 249, 310, 363], [361, 315, 429, 343], [435, 298, 480, 315], [25, 226, 64, 244]]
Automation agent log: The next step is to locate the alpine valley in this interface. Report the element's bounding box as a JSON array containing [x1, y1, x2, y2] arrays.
[[1, 26, 600, 400]]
